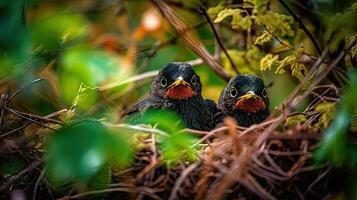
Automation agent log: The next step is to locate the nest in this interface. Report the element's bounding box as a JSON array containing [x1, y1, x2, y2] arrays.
[[0, 88, 346, 200], [108, 121, 344, 200], [0, 78, 348, 200]]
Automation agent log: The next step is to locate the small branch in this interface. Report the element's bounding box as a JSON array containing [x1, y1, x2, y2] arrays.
[[103, 122, 168, 136], [57, 186, 162, 200], [199, 5, 239, 74], [278, 0, 322, 55], [151, 0, 231, 81], [264, 27, 327, 64], [0, 159, 43, 192]]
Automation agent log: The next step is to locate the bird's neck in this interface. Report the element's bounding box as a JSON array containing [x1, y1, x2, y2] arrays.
[[232, 109, 269, 127]]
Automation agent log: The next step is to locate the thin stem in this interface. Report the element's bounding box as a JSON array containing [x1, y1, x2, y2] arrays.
[[199, 5, 239, 74], [278, 0, 322, 55]]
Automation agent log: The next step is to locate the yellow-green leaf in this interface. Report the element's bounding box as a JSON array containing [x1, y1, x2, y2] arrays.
[[254, 31, 273, 45], [260, 54, 279, 71], [213, 8, 240, 23], [207, 4, 225, 18], [314, 102, 336, 129], [291, 62, 307, 81], [284, 114, 307, 127]]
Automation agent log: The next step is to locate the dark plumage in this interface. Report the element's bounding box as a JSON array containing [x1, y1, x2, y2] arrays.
[[218, 74, 270, 127], [121, 62, 216, 131]]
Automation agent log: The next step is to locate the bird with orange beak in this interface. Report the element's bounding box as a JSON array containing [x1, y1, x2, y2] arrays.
[[121, 62, 216, 131], [218, 75, 269, 127]]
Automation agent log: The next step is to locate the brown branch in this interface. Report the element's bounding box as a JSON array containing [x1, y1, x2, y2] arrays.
[[151, 0, 231, 81], [57, 186, 162, 200], [199, 5, 239, 74], [168, 162, 200, 200], [278, 0, 322, 55]]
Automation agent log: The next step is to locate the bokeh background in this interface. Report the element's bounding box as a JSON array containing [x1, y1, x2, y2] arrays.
[[0, 0, 356, 199]]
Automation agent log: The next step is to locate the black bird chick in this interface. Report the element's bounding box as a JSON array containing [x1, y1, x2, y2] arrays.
[[122, 62, 216, 131], [218, 75, 269, 127]]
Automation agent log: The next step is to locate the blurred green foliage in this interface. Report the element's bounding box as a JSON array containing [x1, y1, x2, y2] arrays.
[[46, 120, 133, 185], [128, 110, 199, 165], [0, 0, 356, 196], [30, 12, 89, 53], [316, 70, 357, 167], [0, 0, 30, 79], [315, 70, 357, 199]]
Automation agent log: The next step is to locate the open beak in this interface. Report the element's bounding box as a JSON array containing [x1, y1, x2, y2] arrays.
[[234, 91, 266, 113], [165, 77, 196, 99]]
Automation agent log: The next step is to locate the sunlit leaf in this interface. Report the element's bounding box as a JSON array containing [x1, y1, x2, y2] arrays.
[[213, 8, 240, 23], [260, 54, 279, 71], [254, 31, 273, 46], [160, 132, 199, 165], [207, 3, 225, 18], [127, 109, 199, 165], [59, 47, 125, 110], [128, 109, 185, 134]]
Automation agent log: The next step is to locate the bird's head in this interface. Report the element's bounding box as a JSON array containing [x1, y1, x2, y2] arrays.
[[151, 62, 202, 100], [219, 75, 269, 114]]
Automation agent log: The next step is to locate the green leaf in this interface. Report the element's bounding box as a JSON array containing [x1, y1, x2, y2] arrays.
[[160, 132, 199, 165], [128, 109, 185, 134], [30, 11, 89, 52], [315, 70, 357, 168], [59, 47, 125, 110], [127, 109, 199, 165], [323, 3, 357, 51], [46, 120, 109, 183], [315, 109, 349, 166], [107, 130, 134, 168]]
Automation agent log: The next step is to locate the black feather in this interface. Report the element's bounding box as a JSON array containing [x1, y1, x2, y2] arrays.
[[121, 62, 215, 131], [218, 74, 270, 127]]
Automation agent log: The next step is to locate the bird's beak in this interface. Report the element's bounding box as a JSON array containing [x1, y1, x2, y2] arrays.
[[167, 76, 191, 88], [166, 76, 196, 99], [234, 90, 266, 113]]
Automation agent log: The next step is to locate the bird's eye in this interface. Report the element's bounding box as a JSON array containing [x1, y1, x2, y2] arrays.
[[191, 75, 197, 85], [262, 88, 267, 97], [229, 87, 237, 97], [160, 76, 167, 87]]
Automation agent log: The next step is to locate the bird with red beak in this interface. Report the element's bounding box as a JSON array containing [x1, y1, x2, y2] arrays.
[[218, 75, 269, 127], [121, 62, 217, 131]]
